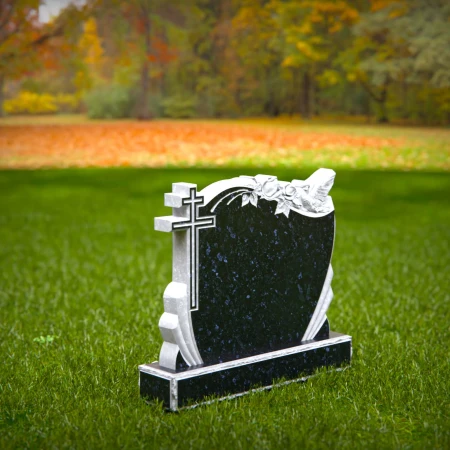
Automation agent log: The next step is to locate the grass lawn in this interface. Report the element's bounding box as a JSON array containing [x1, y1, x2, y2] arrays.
[[0, 167, 449, 449]]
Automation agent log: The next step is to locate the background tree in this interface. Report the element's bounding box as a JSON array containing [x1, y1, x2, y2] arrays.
[[231, 0, 283, 117], [273, 0, 359, 118], [343, 0, 450, 123], [94, 0, 189, 120], [0, 0, 87, 116], [2, 0, 449, 124]]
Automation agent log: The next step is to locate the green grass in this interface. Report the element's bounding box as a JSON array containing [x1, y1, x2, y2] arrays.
[[1, 168, 449, 449]]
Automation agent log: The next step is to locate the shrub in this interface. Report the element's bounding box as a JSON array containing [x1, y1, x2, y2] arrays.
[[4, 91, 58, 114], [161, 95, 196, 118], [147, 93, 164, 118], [55, 94, 79, 113], [4, 91, 79, 115], [84, 85, 134, 119]]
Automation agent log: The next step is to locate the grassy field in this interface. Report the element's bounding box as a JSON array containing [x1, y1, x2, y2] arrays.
[[1, 167, 449, 449], [1, 115, 449, 170]]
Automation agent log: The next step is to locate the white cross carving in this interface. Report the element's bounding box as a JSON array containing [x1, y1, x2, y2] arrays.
[[155, 183, 216, 310]]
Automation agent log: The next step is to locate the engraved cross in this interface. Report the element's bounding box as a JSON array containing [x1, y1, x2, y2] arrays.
[[155, 184, 216, 310]]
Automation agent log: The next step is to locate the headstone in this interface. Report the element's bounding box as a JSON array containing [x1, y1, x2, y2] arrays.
[[139, 169, 351, 410]]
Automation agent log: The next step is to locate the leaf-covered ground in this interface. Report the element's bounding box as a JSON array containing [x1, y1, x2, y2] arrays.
[[1, 116, 449, 170], [1, 168, 449, 449]]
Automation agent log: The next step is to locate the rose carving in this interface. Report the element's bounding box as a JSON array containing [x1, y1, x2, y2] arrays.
[[261, 177, 280, 200], [284, 184, 297, 201], [238, 170, 335, 217]]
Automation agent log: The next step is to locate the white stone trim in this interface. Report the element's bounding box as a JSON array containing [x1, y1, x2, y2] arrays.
[[140, 332, 351, 381], [154, 215, 187, 232], [302, 264, 334, 341], [199, 170, 336, 218]]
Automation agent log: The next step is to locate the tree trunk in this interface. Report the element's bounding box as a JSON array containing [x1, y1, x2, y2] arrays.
[[301, 72, 311, 119], [138, 62, 151, 120], [264, 75, 279, 117], [289, 69, 297, 117], [401, 79, 409, 119], [359, 78, 389, 123], [378, 83, 388, 123], [0, 74, 4, 118], [137, 11, 152, 120], [366, 98, 372, 123]]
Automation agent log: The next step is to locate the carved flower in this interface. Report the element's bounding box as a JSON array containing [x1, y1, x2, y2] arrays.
[[293, 188, 318, 212], [242, 191, 258, 207], [284, 184, 297, 201], [253, 182, 262, 195], [292, 195, 302, 208], [261, 177, 280, 200], [275, 200, 290, 217]]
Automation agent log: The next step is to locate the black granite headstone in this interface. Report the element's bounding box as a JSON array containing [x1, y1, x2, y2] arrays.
[[139, 170, 351, 410]]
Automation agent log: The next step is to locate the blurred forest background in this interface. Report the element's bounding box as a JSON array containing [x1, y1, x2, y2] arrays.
[[1, 0, 449, 125]]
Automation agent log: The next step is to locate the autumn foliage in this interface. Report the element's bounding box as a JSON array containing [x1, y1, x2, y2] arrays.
[[1, 0, 450, 124], [0, 120, 430, 170]]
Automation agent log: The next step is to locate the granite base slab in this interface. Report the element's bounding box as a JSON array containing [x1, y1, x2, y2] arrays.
[[139, 332, 351, 411]]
